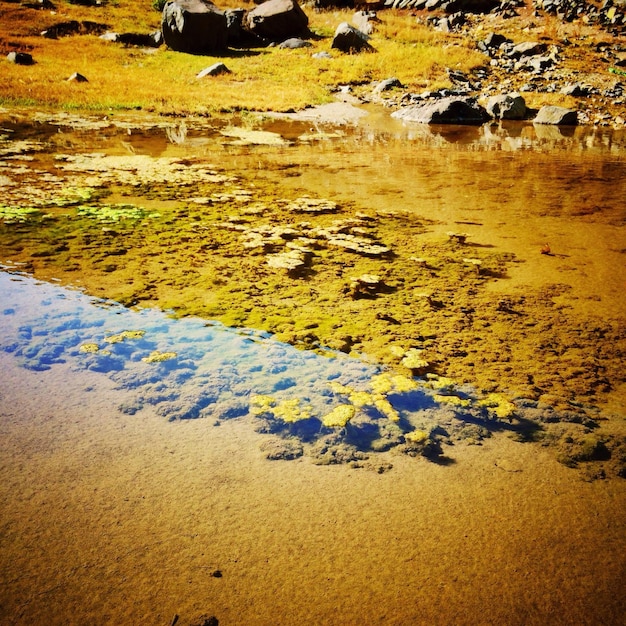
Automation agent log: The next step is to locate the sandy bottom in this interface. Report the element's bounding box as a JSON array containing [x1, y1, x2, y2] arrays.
[[1, 352, 625, 626]]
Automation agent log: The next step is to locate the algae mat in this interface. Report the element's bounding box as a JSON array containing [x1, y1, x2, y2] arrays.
[[0, 112, 625, 478]]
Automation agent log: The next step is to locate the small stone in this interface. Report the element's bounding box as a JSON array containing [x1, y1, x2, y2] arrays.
[[7, 51, 34, 65], [197, 63, 231, 78], [67, 72, 88, 82]]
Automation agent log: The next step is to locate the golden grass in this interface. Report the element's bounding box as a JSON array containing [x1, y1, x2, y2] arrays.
[[0, 1, 487, 113]]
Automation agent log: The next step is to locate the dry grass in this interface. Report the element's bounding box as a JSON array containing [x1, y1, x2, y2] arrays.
[[0, 0, 486, 113]]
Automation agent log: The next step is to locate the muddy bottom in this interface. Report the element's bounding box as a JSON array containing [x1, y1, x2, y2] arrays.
[[1, 109, 625, 624]]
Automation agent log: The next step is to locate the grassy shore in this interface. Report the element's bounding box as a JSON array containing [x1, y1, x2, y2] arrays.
[[2, 0, 621, 117]]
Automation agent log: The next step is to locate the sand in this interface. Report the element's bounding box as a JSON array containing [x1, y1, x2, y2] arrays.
[[1, 352, 625, 625]]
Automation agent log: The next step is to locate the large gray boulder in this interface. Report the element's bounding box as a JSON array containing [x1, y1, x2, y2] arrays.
[[391, 97, 490, 125], [486, 93, 527, 120], [162, 0, 228, 54], [331, 23, 374, 53], [245, 0, 309, 42], [533, 106, 578, 126]]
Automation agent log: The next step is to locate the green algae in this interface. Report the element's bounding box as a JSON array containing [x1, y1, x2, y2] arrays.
[[0, 205, 41, 223], [76, 203, 159, 222]]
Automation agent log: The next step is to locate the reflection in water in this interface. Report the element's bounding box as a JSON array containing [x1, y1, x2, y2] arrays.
[[1, 268, 543, 464]]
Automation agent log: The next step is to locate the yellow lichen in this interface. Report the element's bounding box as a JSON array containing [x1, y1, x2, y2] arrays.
[[322, 404, 355, 428]]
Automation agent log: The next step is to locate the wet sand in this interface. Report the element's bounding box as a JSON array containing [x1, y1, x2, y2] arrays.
[[1, 352, 625, 626]]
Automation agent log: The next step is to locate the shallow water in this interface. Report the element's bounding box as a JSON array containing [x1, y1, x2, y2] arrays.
[[1, 110, 626, 625]]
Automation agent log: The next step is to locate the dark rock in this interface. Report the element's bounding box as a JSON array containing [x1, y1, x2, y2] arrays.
[[6, 51, 35, 65], [441, 0, 500, 12], [391, 97, 491, 125], [197, 62, 231, 77], [331, 22, 374, 53], [116, 31, 163, 47], [533, 105, 578, 125], [278, 37, 312, 48], [41, 20, 109, 38], [162, 0, 228, 54], [245, 0, 309, 42], [486, 92, 527, 119], [224, 8, 264, 47]]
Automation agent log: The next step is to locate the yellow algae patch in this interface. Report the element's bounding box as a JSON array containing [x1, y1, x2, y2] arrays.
[[249, 396, 312, 423], [371, 372, 418, 396], [250, 395, 276, 415], [400, 348, 429, 370], [272, 398, 312, 423], [104, 330, 146, 344], [371, 373, 394, 395], [389, 374, 418, 393], [322, 405, 355, 428], [478, 393, 516, 419], [348, 390, 373, 408], [142, 350, 177, 363], [405, 429, 429, 444], [328, 381, 351, 395], [373, 395, 400, 422], [79, 343, 100, 353], [434, 394, 471, 407], [426, 375, 456, 391]]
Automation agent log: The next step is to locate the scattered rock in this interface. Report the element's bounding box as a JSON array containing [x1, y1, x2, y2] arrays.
[[6, 51, 34, 65], [67, 72, 88, 82], [352, 10, 379, 34], [41, 20, 108, 38], [197, 62, 231, 77], [278, 37, 312, 48], [391, 97, 490, 125], [245, 0, 309, 42], [485, 92, 526, 119], [161, 0, 228, 54], [374, 77, 403, 94], [331, 22, 374, 53], [533, 105, 578, 125]]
